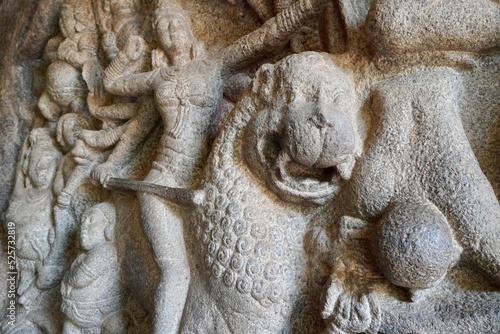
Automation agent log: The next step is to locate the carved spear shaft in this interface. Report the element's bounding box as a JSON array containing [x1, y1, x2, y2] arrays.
[[106, 177, 205, 207]]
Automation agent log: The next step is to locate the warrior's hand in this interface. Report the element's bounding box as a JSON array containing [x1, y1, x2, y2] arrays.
[[123, 35, 147, 63], [57, 190, 72, 208], [91, 162, 117, 188], [102, 31, 119, 60]]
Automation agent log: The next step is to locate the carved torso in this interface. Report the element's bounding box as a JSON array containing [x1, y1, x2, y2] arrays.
[[149, 59, 223, 185], [61, 243, 122, 328]]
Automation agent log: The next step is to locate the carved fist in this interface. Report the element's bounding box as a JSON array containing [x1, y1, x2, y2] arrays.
[[57, 190, 72, 208], [124, 35, 146, 62], [102, 31, 117, 49], [102, 31, 119, 60], [36, 263, 65, 290], [91, 162, 117, 188]]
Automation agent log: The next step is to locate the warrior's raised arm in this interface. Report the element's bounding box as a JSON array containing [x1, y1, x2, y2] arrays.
[[102, 36, 154, 97], [218, 0, 326, 76]]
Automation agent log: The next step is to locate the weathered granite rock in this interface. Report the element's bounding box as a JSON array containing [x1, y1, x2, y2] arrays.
[[0, 0, 499, 333]]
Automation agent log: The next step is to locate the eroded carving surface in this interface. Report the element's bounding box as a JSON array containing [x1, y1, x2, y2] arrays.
[[1, 0, 499, 333]]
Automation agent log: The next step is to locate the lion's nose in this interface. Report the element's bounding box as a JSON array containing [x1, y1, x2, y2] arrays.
[[314, 111, 356, 168]]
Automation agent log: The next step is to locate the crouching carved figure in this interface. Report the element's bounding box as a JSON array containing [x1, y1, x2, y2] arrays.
[[61, 202, 124, 334]]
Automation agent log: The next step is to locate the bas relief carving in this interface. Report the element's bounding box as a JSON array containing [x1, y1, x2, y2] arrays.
[[1, 0, 499, 333], [61, 202, 124, 334]]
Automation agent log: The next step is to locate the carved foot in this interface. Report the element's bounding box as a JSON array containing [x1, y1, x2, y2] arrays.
[[322, 280, 381, 334]]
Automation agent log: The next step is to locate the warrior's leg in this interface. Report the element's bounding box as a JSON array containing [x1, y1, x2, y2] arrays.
[[138, 168, 190, 334]]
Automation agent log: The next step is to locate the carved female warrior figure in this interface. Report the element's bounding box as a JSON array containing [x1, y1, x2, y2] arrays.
[[2, 131, 64, 334], [102, 11, 209, 331], [5, 128, 62, 303], [99, 0, 325, 332]]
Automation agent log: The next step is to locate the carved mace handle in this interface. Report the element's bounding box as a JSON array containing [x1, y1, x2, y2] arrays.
[[106, 177, 205, 207]]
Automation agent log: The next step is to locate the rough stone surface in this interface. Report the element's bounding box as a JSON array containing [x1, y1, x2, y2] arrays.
[[0, 0, 499, 333]]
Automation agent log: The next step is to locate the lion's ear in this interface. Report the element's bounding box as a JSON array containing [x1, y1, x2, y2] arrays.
[[252, 63, 275, 105]]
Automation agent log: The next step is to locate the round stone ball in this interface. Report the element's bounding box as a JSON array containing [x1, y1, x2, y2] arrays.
[[372, 199, 461, 289]]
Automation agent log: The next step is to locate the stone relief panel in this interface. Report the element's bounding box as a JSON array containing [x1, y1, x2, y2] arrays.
[[0, 0, 499, 333]]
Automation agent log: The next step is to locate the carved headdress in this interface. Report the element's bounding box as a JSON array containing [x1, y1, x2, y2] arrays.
[[153, 0, 193, 35], [152, 0, 206, 62], [27, 128, 62, 167]]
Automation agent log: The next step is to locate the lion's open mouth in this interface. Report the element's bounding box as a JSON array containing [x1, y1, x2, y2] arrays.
[[269, 150, 348, 205]]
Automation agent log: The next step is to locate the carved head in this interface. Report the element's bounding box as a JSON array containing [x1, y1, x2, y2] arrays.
[[154, 8, 197, 62], [45, 60, 87, 108], [56, 113, 93, 152], [244, 53, 362, 205], [80, 202, 116, 251], [59, 1, 96, 37], [26, 128, 61, 189]]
